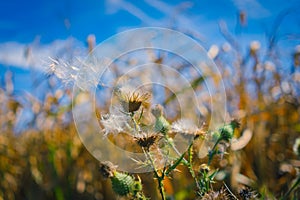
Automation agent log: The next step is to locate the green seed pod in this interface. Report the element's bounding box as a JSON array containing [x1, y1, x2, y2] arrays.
[[111, 172, 135, 196]]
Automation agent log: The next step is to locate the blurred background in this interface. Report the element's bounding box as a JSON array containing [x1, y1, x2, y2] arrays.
[[0, 0, 300, 199]]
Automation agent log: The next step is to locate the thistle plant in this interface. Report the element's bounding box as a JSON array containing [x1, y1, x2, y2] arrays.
[[99, 88, 242, 199]]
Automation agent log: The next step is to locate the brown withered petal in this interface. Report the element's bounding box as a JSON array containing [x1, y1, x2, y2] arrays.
[[120, 92, 150, 113], [191, 129, 206, 139], [134, 132, 161, 151]]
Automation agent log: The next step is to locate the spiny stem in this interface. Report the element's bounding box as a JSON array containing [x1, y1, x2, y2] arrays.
[[143, 148, 166, 200], [208, 138, 221, 166], [186, 142, 201, 191], [165, 138, 201, 192], [164, 135, 189, 165], [157, 176, 166, 200]]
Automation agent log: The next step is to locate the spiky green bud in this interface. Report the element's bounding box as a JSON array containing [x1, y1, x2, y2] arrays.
[[216, 120, 240, 142], [219, 124, 234, 142], [154, 116, 170, 134], [151, 104, 170, 134], [111, 172, 135, 196], [133, 181, 143, 193]]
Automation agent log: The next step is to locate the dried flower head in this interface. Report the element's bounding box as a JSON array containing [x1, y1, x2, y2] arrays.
[[171, 118, 205, 138], [134, 132, 161, 151], [99, 161, 117, 179], [201, 187, 230, 200], [238, 187, 258, 200], [250, 40, 260, 55], [100, 108, 130, 136], [117, 91, 150, 113]]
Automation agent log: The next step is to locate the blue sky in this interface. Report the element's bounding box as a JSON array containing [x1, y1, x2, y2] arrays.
[[0, 0, 300, 92], [0, 0, 298, 43]]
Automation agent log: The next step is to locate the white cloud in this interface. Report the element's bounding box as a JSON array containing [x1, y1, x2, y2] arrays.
[[108, 0, 206, 42], [105, 0, 155, 24], [144, 0, 214, 42], [0, 0, 225, 71], [0, 38, 85, 70], [144, 0, 173, 15]]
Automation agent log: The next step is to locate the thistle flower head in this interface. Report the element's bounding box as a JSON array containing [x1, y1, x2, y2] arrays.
[[201, 187, 230, 200], [134, 132, 162, 151], [100, 107, 131, 136], [48, 57, 79, 85], [238, 187, 258, 200], [171, 118, 205, 138], [213, 119, 240, 142], [116, 90, 150, 113], [48, 55, 104, 90]]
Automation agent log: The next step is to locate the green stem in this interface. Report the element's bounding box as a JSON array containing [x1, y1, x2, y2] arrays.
[[187, 143, 201, 191], [157, 176, 166, 200], [130, 113, 140, 133], [144, 149, 166, 200], [165, 138, 201, 192], [211, 138, 221, 152], [208, 138, 221, 166], [164, 135, 189, 165]]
